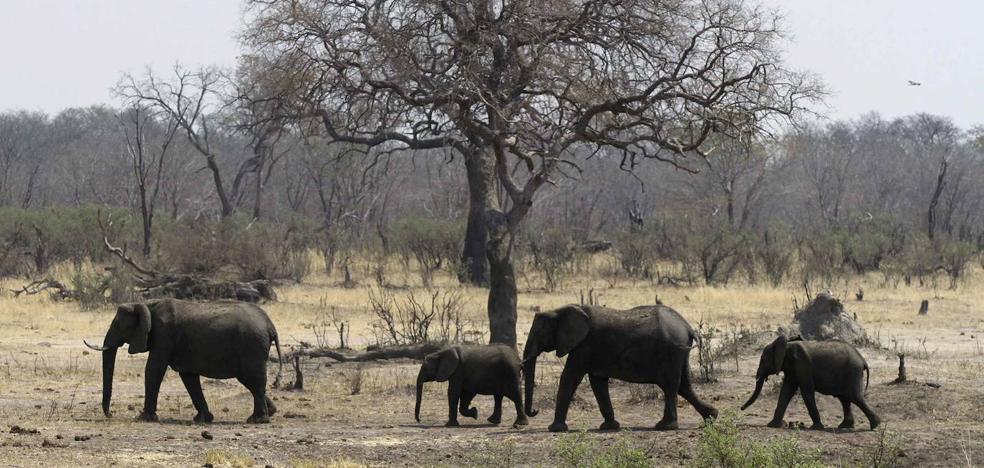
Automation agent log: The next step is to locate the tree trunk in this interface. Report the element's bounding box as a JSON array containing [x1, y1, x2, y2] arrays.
[[460, 151, 491, 285], [927, 156, 948, 240], [486, 209, 517, 347]]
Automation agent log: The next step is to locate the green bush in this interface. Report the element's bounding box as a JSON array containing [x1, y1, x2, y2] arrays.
[[692, 411, 823, 468], [0, 206, 133, 278], [554, 432, 652, 468]]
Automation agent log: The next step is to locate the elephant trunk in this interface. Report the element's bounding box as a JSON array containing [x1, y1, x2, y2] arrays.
[[414, 372, 425, 423], [741, 376, 766, 410], [101, 347, 118, 417], [522, 347, 539, 417]]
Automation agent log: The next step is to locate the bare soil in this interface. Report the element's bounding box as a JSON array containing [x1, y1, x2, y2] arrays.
[[1, 274, 983, 466]]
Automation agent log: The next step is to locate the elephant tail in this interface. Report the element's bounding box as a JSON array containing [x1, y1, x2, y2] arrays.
[[272, 330, 283, 386], [864, 363, 870, 392]]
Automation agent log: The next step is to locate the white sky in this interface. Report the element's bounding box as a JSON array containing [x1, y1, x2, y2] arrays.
[[0, 0, 981, 128]]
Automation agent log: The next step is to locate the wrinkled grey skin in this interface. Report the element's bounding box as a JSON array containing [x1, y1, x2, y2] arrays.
[[742, 335, 880, 430], [523, 304, 718, 432], [415, 344, 529, 428], [85, 299, 282, 424]]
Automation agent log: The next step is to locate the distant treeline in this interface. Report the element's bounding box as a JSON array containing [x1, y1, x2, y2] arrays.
[[0, 109, 982, 288]]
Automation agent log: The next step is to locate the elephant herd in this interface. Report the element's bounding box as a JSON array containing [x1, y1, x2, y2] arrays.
[[84, 299, 880, 433]]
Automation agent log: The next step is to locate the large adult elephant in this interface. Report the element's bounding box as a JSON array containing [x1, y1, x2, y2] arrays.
[[523, 304, 718, 432], [84, 299, 282, 423]]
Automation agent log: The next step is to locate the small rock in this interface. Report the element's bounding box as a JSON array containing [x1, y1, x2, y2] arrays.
[[127, 405, 135, 411], [55, 435, 63, 439], [42, 439, 69, 448], [74, 435, 91, 442], [10, 425, 39, 435], [204, 464, 214, 468], [201, 431, 213, 440]]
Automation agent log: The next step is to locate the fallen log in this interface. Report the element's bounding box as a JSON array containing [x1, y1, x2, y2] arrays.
[[277, 342, 446, 363]]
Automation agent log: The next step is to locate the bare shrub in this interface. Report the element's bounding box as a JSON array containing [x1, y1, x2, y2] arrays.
[[526, 227, 575, 291], [391, 217, 461, 287], [368, 288, 478, 346], [304, 296, 351, 349]]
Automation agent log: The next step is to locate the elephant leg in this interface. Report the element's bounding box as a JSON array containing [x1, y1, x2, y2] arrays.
[[488, 394, 503, 425], [446, 382, 463, 427], [837, 397, 855, 430], [265, 396, 277, 416], [798, 379, 824, 430], [459, 391, 478, 419], [768, 377, 798, 428], [178, 372, 213, 423], [654, 378, 681, 431], [854, 397, 881, 430], [679, 363, 718, 420], [588, 375, 619, 431], [138, 355, 168, 422], [506, 383, 528, 427], [549, 365, 586, 432], [237, 368, 271, 424]]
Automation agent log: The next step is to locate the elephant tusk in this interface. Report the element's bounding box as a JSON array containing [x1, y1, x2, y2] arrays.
[[84, 340, 109, 352]]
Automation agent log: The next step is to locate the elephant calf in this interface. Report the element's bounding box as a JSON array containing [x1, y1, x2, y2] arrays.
[[85, 299, 282, 424], [742, 335, 880, 430], [415, 344, 529, 428]]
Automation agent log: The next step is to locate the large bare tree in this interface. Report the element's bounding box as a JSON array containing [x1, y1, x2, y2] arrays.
[[242, 0, 820, 346]]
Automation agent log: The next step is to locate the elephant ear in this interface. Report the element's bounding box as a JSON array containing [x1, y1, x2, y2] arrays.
[[772, 334, 789, 373], [555, 305, 590, 358], [125, 303, 152, 354], [434, 347, 460, 382]]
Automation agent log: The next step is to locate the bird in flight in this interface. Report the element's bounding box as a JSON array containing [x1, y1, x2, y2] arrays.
[[907, 80, 922, 86]]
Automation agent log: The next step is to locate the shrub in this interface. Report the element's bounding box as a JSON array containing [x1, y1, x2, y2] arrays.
[[756, 227, 795, 287], [368, 288, 479, 346], [692, 411, 823, 468], [554, 432, 652, 468], [526, 227, 575, 290], [391, 216, 462, 287]]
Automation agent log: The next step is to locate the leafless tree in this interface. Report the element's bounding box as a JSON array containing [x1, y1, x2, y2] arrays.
[[116, 106, 180, 258], [243, 0, 821, 345]]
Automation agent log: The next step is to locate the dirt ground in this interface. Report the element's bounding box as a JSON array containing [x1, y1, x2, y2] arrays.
[[1, 264, 983, 467]]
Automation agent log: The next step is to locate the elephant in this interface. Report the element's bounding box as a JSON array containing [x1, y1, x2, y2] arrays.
[[415, 344, 529, 428], [84, 299, 282, 424], [522, 304, 718, 432], [741, 335, 880, 430]]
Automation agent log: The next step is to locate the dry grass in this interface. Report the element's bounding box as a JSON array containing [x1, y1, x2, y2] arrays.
[[0, 257, 982, 465]]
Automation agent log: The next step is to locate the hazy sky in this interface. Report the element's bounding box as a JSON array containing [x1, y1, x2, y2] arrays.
[[1, 0, 981, 128]]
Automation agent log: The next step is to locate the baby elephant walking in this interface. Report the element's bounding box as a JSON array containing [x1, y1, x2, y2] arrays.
[[742, 335, 880, 430], [415, 344, 530, 428]]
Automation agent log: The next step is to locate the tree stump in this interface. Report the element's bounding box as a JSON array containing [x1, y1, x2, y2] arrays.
[[291, 355, 304, 391], [918, 300, 929, 315], [855, 288, 864, 301], [893, 353, 907, 383]]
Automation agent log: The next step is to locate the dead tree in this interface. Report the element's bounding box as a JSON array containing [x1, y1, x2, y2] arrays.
[[97, 211, 277, 302], [243, 0, 821, 347]]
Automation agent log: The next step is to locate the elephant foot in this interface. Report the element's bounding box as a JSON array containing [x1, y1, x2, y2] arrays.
[[265, 397, 277, 416], [766, 419, 784, 428], [837, 420, 855, 430], [654, 419, 678, 431], [809, 422, 825, 431], [136, 411, 159, 422], [548, 422, 569, 433], [513, 416, 529, 427], [194, 411, 215, 424], [444, 420, 460, 427], [463, 407, 478, 419], [701, 406, 720, 420], [598, 420, 621, 431], [247, 414, 271, 424], [869, 417, 881, 431], [487, 414, 502, 425]]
